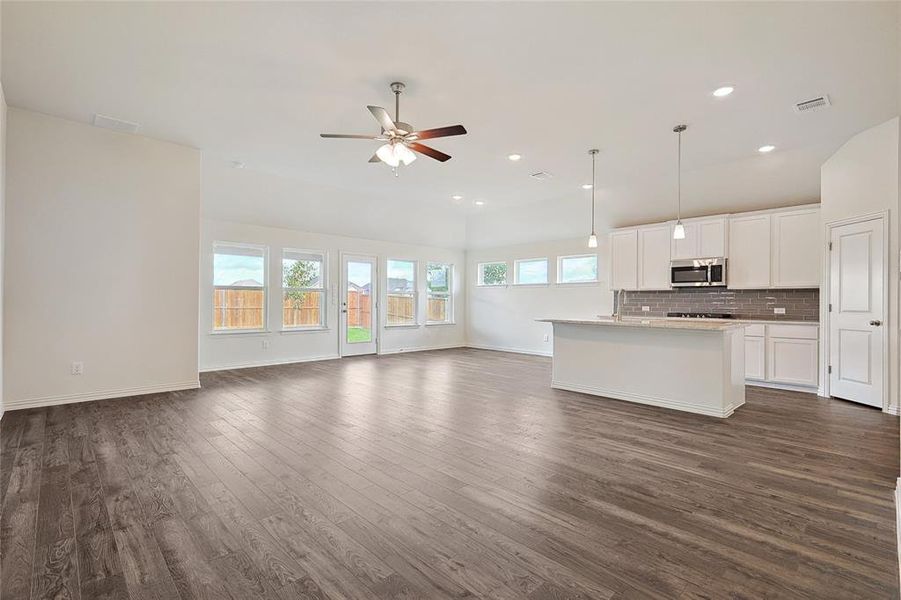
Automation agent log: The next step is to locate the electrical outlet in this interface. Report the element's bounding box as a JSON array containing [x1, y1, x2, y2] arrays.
[[774, 307, 786, 315], [543, 334, 550, 342], [642, 306, 650, 312], [262, 340, 270, 349], [71, 361, 84, 375]]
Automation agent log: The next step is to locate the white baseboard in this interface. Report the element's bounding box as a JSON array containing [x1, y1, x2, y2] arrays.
[[379, 343, 465, 356], [884, 405, 900, 416], [200, 354, 340, 373], [746, 380, 819, 394], [552, 379, 736, 418], [5, 380, 201, 412], [465, 343, 553, 358]]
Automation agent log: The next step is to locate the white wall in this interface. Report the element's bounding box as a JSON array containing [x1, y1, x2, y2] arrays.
[[4, 108, 202, 409], [820, 116, 900, 413], [466, 237, 614, 356], [200, 219, 466, 371]]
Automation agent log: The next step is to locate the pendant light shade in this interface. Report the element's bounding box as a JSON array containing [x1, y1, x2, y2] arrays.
[[376, 142, 417, 168], [587, 148, 599, 248], [673, 124, 687, 240]]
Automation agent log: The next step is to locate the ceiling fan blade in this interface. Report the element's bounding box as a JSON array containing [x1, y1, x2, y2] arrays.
[[408, 125, 467, 141], [408, 142, 451, 162], [367, 106, 397, 132], [368, 153, 381, 163], [320, 133, 380, 139]]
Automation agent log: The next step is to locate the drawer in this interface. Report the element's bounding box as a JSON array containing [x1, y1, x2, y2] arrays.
[[744, 324, 766, 337], [767, 324, 819, 340]]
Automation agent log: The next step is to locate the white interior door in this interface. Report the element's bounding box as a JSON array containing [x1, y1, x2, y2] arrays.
[[829, 218, 884, 407], [341, 255, 378, 356]]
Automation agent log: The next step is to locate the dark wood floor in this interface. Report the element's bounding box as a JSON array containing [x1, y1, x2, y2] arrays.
[[1, 349, 898, 599]]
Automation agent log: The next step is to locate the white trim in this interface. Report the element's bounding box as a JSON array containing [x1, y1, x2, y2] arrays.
[[209, 328, 271, 336], [425, 321, 457, 327], [884, 404, 900, 416], [384, 323, 420, 329], [466, 343, 553, 357], [280, 326, 330, 334], [746, 380, 818, 394], [822, 211, 890, 411], [200, 354, 340, 373], [378, 343, 465, 356], [552, 379, 741, 418], [4, 380, 201, 412]]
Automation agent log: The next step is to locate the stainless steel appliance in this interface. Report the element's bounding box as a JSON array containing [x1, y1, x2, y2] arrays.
[[670, 258, 727, 287]]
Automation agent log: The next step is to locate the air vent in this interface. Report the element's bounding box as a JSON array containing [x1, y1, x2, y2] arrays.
[[793, 95, 831, 114], [93, 113, 140, 134], [530, 171, 554, 181]]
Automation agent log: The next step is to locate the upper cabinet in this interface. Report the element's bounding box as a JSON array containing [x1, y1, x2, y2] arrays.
[[728, 214, 772, 289], [610, 204, 820, 292], [771, 208, 820, 288], [638, 225, 671, 290], [610, 229, 638, 290], [671, 217, 727, 260]]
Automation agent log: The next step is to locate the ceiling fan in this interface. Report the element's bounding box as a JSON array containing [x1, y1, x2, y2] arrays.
[[320, 82, 467, 170]]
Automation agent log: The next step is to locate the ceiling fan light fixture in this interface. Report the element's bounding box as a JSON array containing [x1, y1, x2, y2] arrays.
[[376, 143, 401, 167], [396, 143, 417, 166]]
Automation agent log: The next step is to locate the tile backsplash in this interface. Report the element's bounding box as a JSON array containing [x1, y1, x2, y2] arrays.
[[618, 288, 819, 321]]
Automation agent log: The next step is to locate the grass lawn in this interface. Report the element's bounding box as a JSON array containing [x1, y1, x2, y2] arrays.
[[347, 326, 372, 343]]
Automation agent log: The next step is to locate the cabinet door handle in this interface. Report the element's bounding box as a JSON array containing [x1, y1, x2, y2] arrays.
[[869, 320, 882, 326]]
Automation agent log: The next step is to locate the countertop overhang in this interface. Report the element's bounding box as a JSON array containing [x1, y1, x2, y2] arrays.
[[537, 317, 745, 332]]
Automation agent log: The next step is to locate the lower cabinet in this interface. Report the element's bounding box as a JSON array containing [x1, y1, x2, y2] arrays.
[[744, 323, 818, 389]]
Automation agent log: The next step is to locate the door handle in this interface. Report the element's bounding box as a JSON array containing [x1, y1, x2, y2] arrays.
[[869, 320, 882, 326]]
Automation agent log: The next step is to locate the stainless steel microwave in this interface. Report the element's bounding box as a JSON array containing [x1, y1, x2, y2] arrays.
[[670, 258, 727, 287]]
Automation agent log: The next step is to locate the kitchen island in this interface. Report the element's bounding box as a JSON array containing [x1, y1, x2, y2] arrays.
[[537, 317, 746, 418]]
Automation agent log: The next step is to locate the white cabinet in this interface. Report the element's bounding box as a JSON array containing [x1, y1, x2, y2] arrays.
[[772, 208, 820, 288], [610, 229, 638, 290], [744, 323, 819, 389], [728, 214, 771, 289], [638, 225, 671, 290], [671, 217, 726, 260], [745, 335, 766, 380], [767, 337, 818, 387]]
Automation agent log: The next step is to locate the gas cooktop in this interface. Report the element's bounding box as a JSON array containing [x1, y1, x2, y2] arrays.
[[666, 312, 735, 319]]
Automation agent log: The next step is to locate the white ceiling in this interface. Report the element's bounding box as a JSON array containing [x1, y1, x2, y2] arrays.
[[3, 1, 899, 245]]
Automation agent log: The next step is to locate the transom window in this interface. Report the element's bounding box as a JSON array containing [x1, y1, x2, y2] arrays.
[[477, 261, 507, 286], [387, 259, 417, 326], [558, 254, 598, 284], [514, 258, 548, 285], [282, 250, 326, 329], [213, 242, 266, 331], [426, 263, 453, 324]]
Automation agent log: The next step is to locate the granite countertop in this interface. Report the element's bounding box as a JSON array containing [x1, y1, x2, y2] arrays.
[[537, 317, 745, 332]]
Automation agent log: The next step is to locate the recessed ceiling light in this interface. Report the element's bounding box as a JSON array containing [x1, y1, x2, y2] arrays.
[[507, 154, 522, 161], [712, 86, 735, 97], [451, 195, 463, 200], [758, 145, 776, 153], [581, 184, 593, 190], [473, 200, 485, 206], [232, 160, 246, 169]]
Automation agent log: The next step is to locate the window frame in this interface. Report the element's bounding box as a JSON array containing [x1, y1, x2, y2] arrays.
[[386, 258, 419, 328], [211, 241, 268, 334], [425, 262, 454, 325], [513, 257, 549, 286], [477, 261, 508, 287], [281, 248, 328, 331], [556, 253, 599, 285]]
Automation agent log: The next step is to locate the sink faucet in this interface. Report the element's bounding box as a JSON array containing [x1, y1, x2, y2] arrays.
[[615, 289, 626, 321]]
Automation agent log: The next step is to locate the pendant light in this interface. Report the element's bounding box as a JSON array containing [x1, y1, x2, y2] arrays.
[[672, 124, 687, 240], [587, 148, 599, 248]]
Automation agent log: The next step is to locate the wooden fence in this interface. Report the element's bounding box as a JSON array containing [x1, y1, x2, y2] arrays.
[[213, 288, 448, 330]]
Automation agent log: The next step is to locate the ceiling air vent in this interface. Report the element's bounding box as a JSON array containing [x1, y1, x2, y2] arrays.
[[530, 171, 554, 181], [93, 113, 140, 134], [793, 95, 831, 114]]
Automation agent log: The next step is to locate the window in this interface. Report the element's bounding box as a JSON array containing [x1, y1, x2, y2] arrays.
[[387, 259, 417, 326], [477, 262, 507, 286], [213, 242, 266, 331], [558, 254, 598, 284], [282, 250, 326, 329], [514, 258, 548, 285], [426, 263, 453, 324]]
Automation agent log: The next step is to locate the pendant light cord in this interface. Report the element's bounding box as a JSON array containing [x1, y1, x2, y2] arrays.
[[677, 128, 682, 221], [591, 152, 596, 234]]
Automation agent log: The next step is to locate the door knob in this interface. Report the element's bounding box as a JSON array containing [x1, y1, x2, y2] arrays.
[[869, 320, 882, 326]]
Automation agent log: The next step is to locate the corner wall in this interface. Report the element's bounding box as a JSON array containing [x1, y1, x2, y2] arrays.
[[466, 237, 614, 356], [3, 109, 202, 409], [820, 116, 900, 414]]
